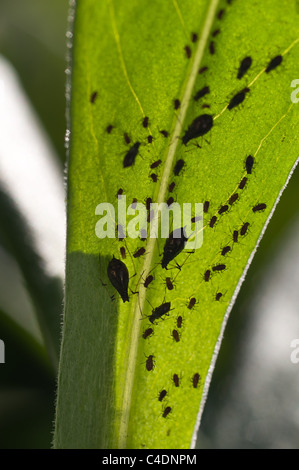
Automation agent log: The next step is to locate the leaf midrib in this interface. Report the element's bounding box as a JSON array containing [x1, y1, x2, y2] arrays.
[[117, 0, 221, 448]]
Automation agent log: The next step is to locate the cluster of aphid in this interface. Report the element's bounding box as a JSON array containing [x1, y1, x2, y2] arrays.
[[94, 0, 284, 421]]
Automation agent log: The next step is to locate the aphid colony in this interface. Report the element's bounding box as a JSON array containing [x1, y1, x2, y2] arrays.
[[98, 4, 282, 421]]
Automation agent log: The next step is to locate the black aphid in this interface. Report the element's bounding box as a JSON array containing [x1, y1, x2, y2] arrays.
[[167, 196, 174, 206], [245, 155, 254, 174], [90, 91, 98, 103], [182, 114, 213, 145], [161, 227, 188, 269], [204, 270, 211, 282], [150, 173, 158, 183], [192, 373, 200, 388], [185, 45, 192, 58], [204, 200, 210, 213], [209, 41, 215, 55], [107, 256, 129, 303], [173, 159, 185, 176], [163, 406, 172, 418], [215, 292, 223, 301], [218, 8, 225, 19], [233, 230, 239, 243], [146, 197, 152, 211], [106, 124, 114, 134], [147, 135, 153, 144], [188, 297, 196, 309], [177, 315, 183, 328], [142, 116, 149, 128], [123, 141, 141, 168], [212, 29, 220, 37], [209, 215, 217, 228], [191, 216, 201, 223], [199, 66, 208, 74], [173, 374, 179, 387], [221, 246, 231, 256], [160, 129, 169, 138], [194, 86, 210, 102], [151, 159, 162, 169], [158, 390, 167, 402], [218, 204, 229, 215], [142, 328, 153, 340], [239, 177, 248, 190], [149, 302, 171, 324], [212, 264, 226, 272], [252, 203, 267, 212], [174, 99, 181, 110], [133, 247, 145, 258], [131, 198, 137, 209], [169, 182, 175, 192], [166, 277, 174, 290], [237, 56, 252, 79], [191, 32, 198, 43], [240, 222, 250, 236], [229, 193, 239, 205], [172, 329, 180, 342], [120, 246, 126, 259], [117, 188, 123, 197], [144, 274, 154, 288], [146, 354, 155, 371], [124, 132, 131, 144], [266, 55, 283, 73], [228, 87, 250, 110]]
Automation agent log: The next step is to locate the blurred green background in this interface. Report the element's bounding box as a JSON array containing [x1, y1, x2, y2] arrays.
[[0, 0, 298, 449]]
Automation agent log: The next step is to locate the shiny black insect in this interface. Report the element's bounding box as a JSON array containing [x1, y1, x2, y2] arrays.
[[209, 41, 215, 55], [209, 215, 217, 228], [106, 124, 114, 134], [117, 188, 123, 197], [192, 373, 200, 388], [191, 32, 198, 43], [166, 277, 174, 290], [146, 197, 152, 211], [142, 328, 153, 340], [221, 246, 231, 256], [215, 292, 223, 301], [266, 55, 282, 73], [120, 246, 126, 259], [204, 270, 211, 282], [160, 129, 169, 138], [229, 193, 239, 205], [90, 91, 98, 103], [188, 297, 196, 309], [133, 247, 145, 258], [182, 114, 213, 145], [212, 264, 226, 272], [218, 204, 229, 215], [217, 8, 225, 19], [228, 87, 250, 110], [151, 159, 162, 169], [245, 155, 254, 174], [212, 28, 220, 37], [173, 374, 179, 387], [167, 197, 174, 206], [150, 173, 158, 183], [252, 203, 267, 212], [142, 116, 149, 128], [194, 86, 210, 102], [163, 406, 172, 418], [177, 316, 183, 328], [202, 104, 211, 109], [233, 230, 239, 243], [149, 302, 171, 324], [169, 182, 175, 192], [239, 177, 248, 190], [185, 45, 192, 58], [237, 56, 252, 79], [173, 159, 185, 176], [123, 141, 141, 168], [147, 135, 153, 144], [161, 227, 188, 269], [124, 132, 131, 144], [199, 66, 208, 74], [191, 216, 201, 223], [146, 354, 155, 371], [144, 274, 154, 288], [107, 256, 129, 302], [158, 390, 167, 402], [240, 222, 250, 236], [204, 200, 210, 213], [174, 99, 181, 110], [172, 329, 180, 342]]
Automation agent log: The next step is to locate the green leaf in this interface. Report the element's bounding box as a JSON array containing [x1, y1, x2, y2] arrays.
[[54, 0, 299, 448]]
